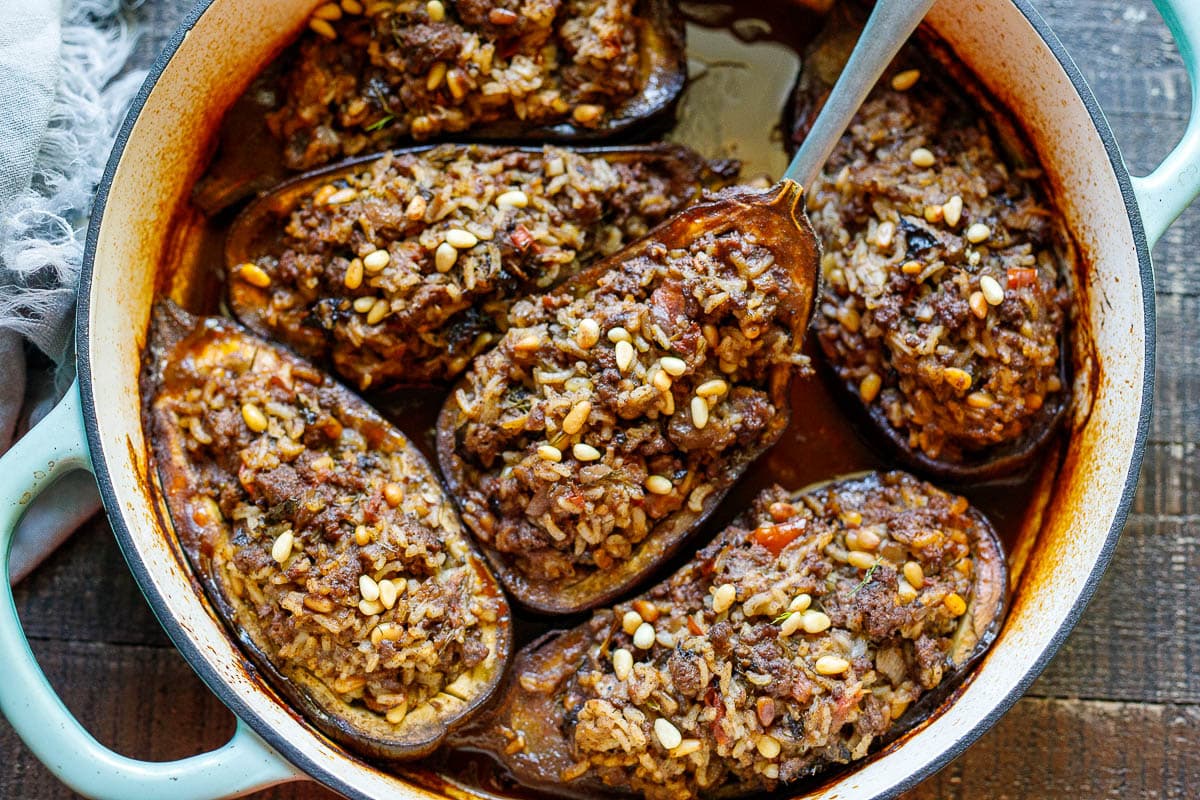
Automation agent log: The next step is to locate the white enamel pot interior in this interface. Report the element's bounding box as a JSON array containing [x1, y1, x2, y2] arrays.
[[64, 0, 1169, 798]]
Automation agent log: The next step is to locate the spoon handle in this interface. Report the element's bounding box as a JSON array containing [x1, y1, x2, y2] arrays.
[[784, 0, 938, 189]]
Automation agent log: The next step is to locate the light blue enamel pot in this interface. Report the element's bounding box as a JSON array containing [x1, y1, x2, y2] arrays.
[[0, 0, 1197, 797]]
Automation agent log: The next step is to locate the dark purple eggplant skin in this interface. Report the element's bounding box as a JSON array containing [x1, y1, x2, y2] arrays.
[[141, 302, 513, 762], [436, 181, 821, 615], [788, 6, 1071, 484], [443, 471, 1008, 798]]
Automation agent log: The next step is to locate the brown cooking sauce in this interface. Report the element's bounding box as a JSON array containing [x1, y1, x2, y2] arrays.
[[168, 3, 1061, 797]]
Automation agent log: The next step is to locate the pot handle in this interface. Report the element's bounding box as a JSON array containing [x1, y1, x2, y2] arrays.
[[1131, 0, 1200, 248], [0, 381, 302, 799]]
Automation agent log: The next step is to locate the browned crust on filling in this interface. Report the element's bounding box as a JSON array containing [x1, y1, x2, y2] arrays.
[[438, 184, 819, 612], [227, 144, 735, 389], [270, 0, 683, 170], [144, 305, 509, 757], [804, 58, 1069, 468], [508, 472, 1002, 800]]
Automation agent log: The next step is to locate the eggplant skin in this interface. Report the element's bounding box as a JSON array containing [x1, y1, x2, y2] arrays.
[[224, 143, 738, 391], [267, 0, 687, 171], [790, 8, 1071, 483], [437, 182, 820, 614], [449, 471, 1007, 800], [141, 302, 511, 761]]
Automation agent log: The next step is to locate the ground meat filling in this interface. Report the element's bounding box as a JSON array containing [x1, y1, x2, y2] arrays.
[[271, 0, 647, 169], [231, 145, 730, 388], [808, 69, 1068, 463], [153, 328, 503, 725], [551, 472, 982, 800], [446, 228, 808, 583]]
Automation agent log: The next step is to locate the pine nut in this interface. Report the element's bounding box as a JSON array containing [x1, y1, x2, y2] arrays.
[[446, 229, 478, 249], [562, 400, 591, 435], [363, 249, 390, 271], [366, 298, 389, 325], [966, 223, 992, 243], [607, 326, 631, 343], [801, 610, 831, 634], [712, 583, 736, 614], [343, 258, 363, 289], [572, 443, 601, 462], [969, 291, 988, 319], [612, 648, 633, 680], [538, 444, 562, 462], [309, 17, 337, 39], [496, 190, 529, 209], [660, 356, 687, 376], [910, 147, 935, 167], [815, 655, 850, 675], [903, 561, 925, 589], [241, 403, 268, 433], [237, 262, 271, 288], [891, 69, 921, 91], [633, 622, 656, 649], [859, 372, 882, 404], [696, 379, 728, 397], [621, 610, 643, 635], [654, 718, 682, 750], [943, 195, 964, 227], [756, 735, 782, 759], [848, 551, 877, 570], [690, 396, 709, 429], [359, 574, 380, 602], [980, 274, 1005, 305], [576, 318, 600, 349], [944, 592, 968, 616], [271, 530, 294, 564], [426, 61, 447, 91], [672, 738, 702, 758], [615, 340, 635, 373], [425, 0, 444, 21], [379, 578, 399, 609], [645, 475, 673, 495]]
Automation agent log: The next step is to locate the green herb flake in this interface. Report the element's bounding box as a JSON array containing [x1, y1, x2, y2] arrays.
[[366, 114, 395, 132], [848, 556, 884, 597]]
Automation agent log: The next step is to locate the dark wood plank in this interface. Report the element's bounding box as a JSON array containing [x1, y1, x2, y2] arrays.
[[902, 697, 1200, 800], [0, 638, 340, 800], [1030, 515, 1200, 704], [13, 516, 172, 647]]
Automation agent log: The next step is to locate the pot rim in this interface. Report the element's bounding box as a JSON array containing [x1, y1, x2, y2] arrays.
[[75, 1, 1156, 797]]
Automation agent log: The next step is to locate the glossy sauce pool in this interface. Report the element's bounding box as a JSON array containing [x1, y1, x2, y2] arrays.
[[166, 3, 1061, 797]]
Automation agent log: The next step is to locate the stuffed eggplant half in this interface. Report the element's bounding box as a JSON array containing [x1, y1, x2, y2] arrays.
[[792, 13, 1072, 481], [143, 303, 510, 760], [437, 182, 820, 613], [226, 143, 737, 389], [449, 471, 1007, 800], [269, 0, 687, 170]]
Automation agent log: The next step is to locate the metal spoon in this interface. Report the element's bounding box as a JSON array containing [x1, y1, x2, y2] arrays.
[[784, 0, 939, 189]]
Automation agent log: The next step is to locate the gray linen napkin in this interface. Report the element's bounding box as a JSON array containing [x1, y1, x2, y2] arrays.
[[0, 0, 146, 583]]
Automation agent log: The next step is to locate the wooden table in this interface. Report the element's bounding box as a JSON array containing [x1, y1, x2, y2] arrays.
[[3, 0, 1196, 797]]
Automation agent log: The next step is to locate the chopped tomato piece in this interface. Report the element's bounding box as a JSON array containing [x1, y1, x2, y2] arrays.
[[1006, 267, 1038, 289], [753, 519, 807, 556]]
